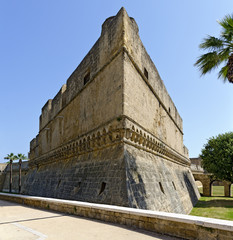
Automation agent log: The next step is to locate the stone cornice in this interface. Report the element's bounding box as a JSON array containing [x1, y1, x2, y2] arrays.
[[29, 117, 190, 168]]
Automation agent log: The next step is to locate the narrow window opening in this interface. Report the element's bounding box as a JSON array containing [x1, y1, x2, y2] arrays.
[[169, 107, 171, 113], [99, 182, 106, 195], [73, 181, 82, 194], [172, 181, 176, 190], [57, 179, 61, 188], [181, 181, 184, 188], [144, 68, 148, 79], [84, 72, 90, 85], [159, 182, 165, 194]]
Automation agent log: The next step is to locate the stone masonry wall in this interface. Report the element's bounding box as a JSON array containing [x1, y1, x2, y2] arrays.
[[123, 11, 183, 132], [0, 163, 7, 190], [23, 144, 128, 206], [30, 8, 187, 161], [1, 162, 29, 193], [125, 144, 199, 214], [19, 116, 199, 213], [30, 52, 124, 159], [122, 11, 185, 155], [25, 8, 199, 214]]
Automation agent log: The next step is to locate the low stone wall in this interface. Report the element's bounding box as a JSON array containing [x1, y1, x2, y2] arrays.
[[1, 162, 29, 193], [0, 174, 6, 191], [0, 193, 232, 240], [0, 163, 7, 191]]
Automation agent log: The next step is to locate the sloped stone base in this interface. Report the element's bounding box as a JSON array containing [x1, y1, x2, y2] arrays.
[[124, 144, 200, 214], [13, 142, 200, 214]]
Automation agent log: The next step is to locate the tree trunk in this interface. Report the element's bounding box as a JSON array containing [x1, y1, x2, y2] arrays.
[[227, 54, 233, 83], [19, 159, 22, 193], [9, 159, 12, 193]]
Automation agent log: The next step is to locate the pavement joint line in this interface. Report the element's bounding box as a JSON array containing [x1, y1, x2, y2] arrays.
[[12, 222, 47, 240], [0, 215, 65, 225]]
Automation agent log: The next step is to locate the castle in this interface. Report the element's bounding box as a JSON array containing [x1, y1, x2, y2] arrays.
[[4, 8, 200, 214]]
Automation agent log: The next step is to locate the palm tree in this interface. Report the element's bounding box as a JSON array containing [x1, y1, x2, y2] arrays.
[[195, 14, 233, 83], [4, 153, 17, 193], [15, 153, 28, 193]]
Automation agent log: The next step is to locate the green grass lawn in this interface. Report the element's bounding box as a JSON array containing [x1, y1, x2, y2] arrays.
[[190, 186, 233, 220]]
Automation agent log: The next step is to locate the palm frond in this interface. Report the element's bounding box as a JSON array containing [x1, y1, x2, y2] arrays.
[[218, 14, 233, 30], [21, 155, 28, 160], [196, 14, 233, 83], [4, 153, 17, 161], [221, 30, 233, 42], [194, 51, 222, 75], [218, 64, 228, 82], [17, 153, 28, 160], [199, 36, 224, 50], [219, 47, 231, 61], [218, 15, 233, 42], [17, 153, 23, 158]]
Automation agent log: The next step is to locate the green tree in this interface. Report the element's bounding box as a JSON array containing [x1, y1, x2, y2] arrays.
[[200, 132, 233, 182], [4, 153, 17, 163], [15, 153, 28, 162], [4, 153, 17, 193], [195, 14, 233, 83], [15, 153, 28, 193]]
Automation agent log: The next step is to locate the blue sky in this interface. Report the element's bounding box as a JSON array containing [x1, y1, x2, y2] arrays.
[[0, 0, 232, 162]]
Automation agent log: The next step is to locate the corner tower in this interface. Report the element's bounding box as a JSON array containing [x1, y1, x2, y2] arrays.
[[26, 8, 199, 214]]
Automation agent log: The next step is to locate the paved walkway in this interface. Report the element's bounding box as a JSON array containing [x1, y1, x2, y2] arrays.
[[0, 199, 181, 240]]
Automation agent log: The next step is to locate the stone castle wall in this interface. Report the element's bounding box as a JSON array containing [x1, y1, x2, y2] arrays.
[[23, 144, 128, 206], [30, 11, 127, 160], [5, 8, 199, 214], [125, 144, 198, 213], [30, 8, 187, 161]]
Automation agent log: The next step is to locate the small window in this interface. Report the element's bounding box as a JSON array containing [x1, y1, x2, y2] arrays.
[[144, 68, 148, 79], [169, 107, 171, 113], [159, 182, 165, 194], [84, 72, 90, 85]]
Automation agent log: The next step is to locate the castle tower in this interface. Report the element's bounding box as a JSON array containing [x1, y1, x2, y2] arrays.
[[26, 8, 200, 214]]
